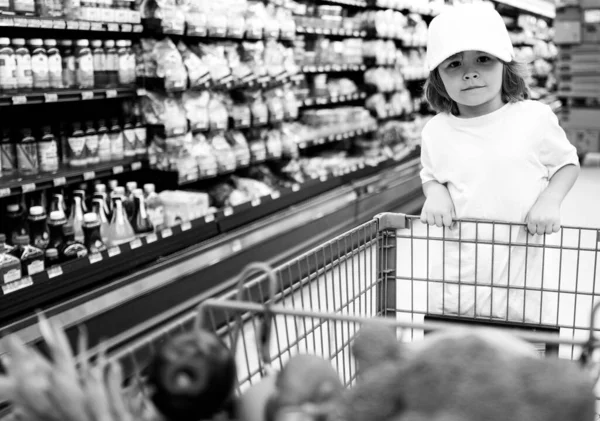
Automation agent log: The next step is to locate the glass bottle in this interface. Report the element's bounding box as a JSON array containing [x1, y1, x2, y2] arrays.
[[103, 40, 117, 87], [5, 203, 28, 245], [45, 39, 62, 89], [96, 119, 111, 162], [49, 193, 67, 216], [60, 40, 76, 89], [122, 117, 136, 157], [91, 198, 109, 243], [16, 127, 39, 175], [143, 183, 165, 232], [0, 233, 22, 284], [28, 38, 49, 90], [73, 189, 88, 213], [66, 122, 87, 167], [38, 125, 59, 173], [84, 120, 99, 164], [133, 117, 147, 158], [9, 235, 45, 277], [13, 38, 33, 91], [91, 39, 106, 88], [0, 38, 17, 92], [109, 117, 124, 160], [132, 189, 153, 234], [116, 39, 128, 85], [83, 212, 106, 254], [60, 223, 88, 262], [68, 194, 85, 243], [45, 248, 60, 267], [75, 40, 94, 89], [1, 127, 16, 175], [47, 210, 66, 253], [28, 206, 50, 250], [107, 196, 135, 247]]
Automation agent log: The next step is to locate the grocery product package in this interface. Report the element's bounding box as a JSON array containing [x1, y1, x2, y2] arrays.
[[193, 43, 233, 87], [209, 131, 237, 173], [191, 132, 218, 178], [208, 95, 230, 131], [177, 42, 211, 88], [154, 38, 187, 91], [232, 175, 274, 200], [148, 131, 198, 181], [182, 90, 210, 132], [140, 91, 188, 136], [158, 190, 212, 226], [140, 0, 185, 34], [226, 130, 251, 167]]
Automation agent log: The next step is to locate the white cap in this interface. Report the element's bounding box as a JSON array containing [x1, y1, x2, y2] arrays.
[[83, 213, 98, 223], [144, 183, 155, 194], [30, 206, 44, 216], [426, 3, 514, 72]]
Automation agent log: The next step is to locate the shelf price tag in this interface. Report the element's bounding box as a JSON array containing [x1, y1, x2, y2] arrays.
[[129, 238, 143, 249], [83, 171, 95, 180], [113, 165, 124, 174], [204, 213, 215, 223], [3, 277, 32, 295], [78, 21, 91, 30], [106, 89, 117, 98], [224, 207, 234, 217], [231, 239, 242, 253], [82, 91, 94, 100], [108, 246, 121, 257], [320, 175, 328, 182], [89, 253, 103, 264], [271, 191, 281, 200], [21, 183, 35, 193], [12, 95, 27, 105], [53, 177, 66, 187], [90, 22, 103, 31], [181, 221, 192, 231], [47, 265, 63, 279], [299, 142, 307, 149], [107, 23, 119, 32], [0, 188, 10, 198], [44, 93, 58, 103], [292, 184, 300, 192], [146, 233, 158, 243], [121, 23, 133, 32], [131, 161, 142, 171], [161, 228, 173, 238], [251, 198, 261, 207], [136, 88, 147, 96], [133, 24, 143, 32], [53, 20, 66, 29]]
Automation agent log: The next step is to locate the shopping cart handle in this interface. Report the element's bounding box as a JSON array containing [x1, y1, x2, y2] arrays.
[[374, 212, 409, 230]]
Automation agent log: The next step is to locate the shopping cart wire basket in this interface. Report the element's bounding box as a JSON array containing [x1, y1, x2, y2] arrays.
[[101, 212, 600, 405]]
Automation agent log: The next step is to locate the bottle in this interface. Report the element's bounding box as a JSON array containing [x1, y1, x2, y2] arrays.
[[28, 206, 50, 250], [103, 40, 117, 87], [126, 181, 137, 197], [122, 117, 136, 157], [45, 39, 62, 89], [13, 38, 33, 91], [83, 213, 106, 254], [73, 189, 88, 213], [59, 40, 76, 89], [109, 118, 124, 160], [13, 0, 34, 15], [75, 40, 94, 89], [133, 117, 147, 157], [49, 193, 67, 215], [0, 38, 17, 92], [38, 125, 59, 173], [29, 39, 49, 90], [84, 120, 99, 164], [125, 40, 136, 84], [132, 190, 153, 234], [60, 223, 88, 262], [68, 194, 85, 243], [1, 127, 16, 175], [45, 248, 60, 267], [144, 183, 165, 232], [94, 191, 110, 217], [0, 234, 22, 285], [16, 128, 39, 175], [9, 235, 45, 277], [47, 210, 66, 252], [5, 203, 28, 245], [123, 181, 136, 219], [0, 0, 12, 14], [92, 198, 109, 243], [91, 39, 106, 88], [116, 39, 128, 86], [66, 122, 87, 167], [107, 197, 135, 247], [95, 183, 106, 194], [96, 119, 111, 162]]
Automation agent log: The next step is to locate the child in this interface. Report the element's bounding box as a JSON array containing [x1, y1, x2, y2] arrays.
[[418, 3, 580, 323]]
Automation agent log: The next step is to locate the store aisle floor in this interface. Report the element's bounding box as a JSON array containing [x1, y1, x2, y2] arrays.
[[562, 167, 600, 228]]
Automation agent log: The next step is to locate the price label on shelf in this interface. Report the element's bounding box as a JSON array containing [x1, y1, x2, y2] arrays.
[[0, 188, 10, 198], [317, 138, 325, 145], [106, 89, 118, 98], [82, 91, 94, 100], [13, 17, 27, 27], [133, 24, 143, 32], [251, 198, 261, 207], [108, 246, 121, 257], [53, 20, 66, 29], [161, 228, 173, 238], [131, 161, 142, 171], [21, 183, 35, 193], [223, 207, 234, 217], [12, 95, 27, 105], [335, 134, 343, 141], [2, 277, 32, 295], [292, 184, 300, 192], [53, 177, 66, 187], [107, 23, 119, 32], [320, 175, 328, 182], [231, 239, 242, 253], [47, 265, 63, 279], [358, 162, 365, 169], [181, 221, 192, 232], [0, 16, 13, 26], [90, 22, 103, 31], [271, 191, 281, 200], [83, 171, 95, 180], [316, 97, 327, 105], [79, 21, 91, 30], [44, 93, 58, 103], [129, 238, 143, 249], [146, 233, 158, 244], [89, 253, 103, 264], [136, 88, 147, 96], [204, 213, 215, 223], [113, 165, 124, 174], [121, 23, 133, 32], [299, 142, 307, 149]]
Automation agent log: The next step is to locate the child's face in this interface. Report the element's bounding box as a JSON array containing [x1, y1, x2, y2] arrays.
[[438, 50, 504, 117]]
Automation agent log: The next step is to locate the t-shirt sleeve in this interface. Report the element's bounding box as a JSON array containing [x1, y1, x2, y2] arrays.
[[420, 127, 438, 184], [538, 105, 580, 179]]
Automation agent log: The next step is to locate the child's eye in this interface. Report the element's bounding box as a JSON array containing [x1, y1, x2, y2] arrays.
[[446, 61, 461, 69], [478, 56, 492, 63]]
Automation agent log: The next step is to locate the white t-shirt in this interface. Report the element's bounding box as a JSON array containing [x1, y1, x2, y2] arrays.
[[413, 100, 580, 323]]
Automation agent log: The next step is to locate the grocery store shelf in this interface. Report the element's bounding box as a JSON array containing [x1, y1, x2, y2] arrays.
[[300, 92, 367, 107], [493, 0, 555, 19], [296, 26, 367, 38], [301, 64, 366, 74], [0, 157, 146, 198], [297, 124, 377, 149], [0, 86, 138, 106], [0, 15, 143, 33], [176, 155, 282, 185]]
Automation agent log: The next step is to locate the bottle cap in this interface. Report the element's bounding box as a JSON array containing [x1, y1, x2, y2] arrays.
[[76, 39, 89, 47], [41, 125, 53, 135], [108, 179, 118, 189], [50, 210, 66, 221], [7, 204, 19, 212], [95, 184, 107, 193], [83, 213, 99, 225], [116, 40, 127, 47], [144, 183, 156, 194], [28, 38, 43, 47], [115, 186, 126, 196], [11, 38, 25, 47], [59, 40, 73, 47], [14, 235, 30, 246], [62, 224, 75, 236], [91, 39, 103, 48], [126, 181, 137, 192], [0, 233, 6, 243], [104, 40, 115, 48], [29, 206, 45, 217], [133, 188, 143, 197], [0, 38, 10, 46], [44, 39, 57, 47], [46, 248, 59, 258]]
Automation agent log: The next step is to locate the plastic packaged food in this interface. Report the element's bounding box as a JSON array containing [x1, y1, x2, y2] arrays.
[[182, 91, 210, 132]]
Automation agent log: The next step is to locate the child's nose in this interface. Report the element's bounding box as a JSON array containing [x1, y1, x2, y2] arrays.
[[463, 72, 480, 80]]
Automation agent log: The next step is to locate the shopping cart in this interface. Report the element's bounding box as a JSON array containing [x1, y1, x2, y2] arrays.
[[102, 212, 600, 416]]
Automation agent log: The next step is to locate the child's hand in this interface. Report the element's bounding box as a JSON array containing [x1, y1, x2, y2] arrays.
[[525, 194, 561, 235], [420, 183, 456, 228]]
